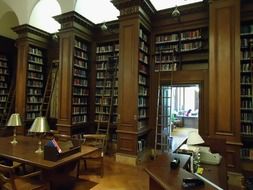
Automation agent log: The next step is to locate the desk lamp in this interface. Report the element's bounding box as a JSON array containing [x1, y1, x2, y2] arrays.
[[187, 131, 204, 172], [6, 113, 22, 144], [29, 116, 50, 153], [186, 131, 204, 146]]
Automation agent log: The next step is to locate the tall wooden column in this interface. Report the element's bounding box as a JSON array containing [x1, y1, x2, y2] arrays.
[[54, 12, 94, 135], [13, 25, 50, 134], [112, 0, 154, 165], [209, 0, 241, 172]]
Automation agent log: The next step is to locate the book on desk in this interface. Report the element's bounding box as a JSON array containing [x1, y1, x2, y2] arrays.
[[44, 138, 81, 161]]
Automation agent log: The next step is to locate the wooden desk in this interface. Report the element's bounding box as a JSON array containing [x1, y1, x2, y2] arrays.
[[144, 153, 226, 190], [0, 136, 97, 189]]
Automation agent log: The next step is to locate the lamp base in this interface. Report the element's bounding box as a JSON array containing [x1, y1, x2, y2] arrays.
[[35, 148, 43, 154], [11, 139, 18, 144]]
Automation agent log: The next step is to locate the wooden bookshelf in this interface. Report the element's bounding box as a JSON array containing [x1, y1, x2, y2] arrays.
[[13, 24, 51, 134], [54, 12, 94, 135], [26, 45, 46, 120], [240, 23, 253, 163], [95, 41, 119, 124], [136, 26, 150, 155], [0, 54, 9, 115], [72, 37, 89, 125], [154, 28, 208, 71]]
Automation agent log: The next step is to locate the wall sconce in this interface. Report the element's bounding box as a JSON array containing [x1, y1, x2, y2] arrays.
[[6, 113, 22, 144], [29, 117, 50, 153], [172, 6, 180, 17]]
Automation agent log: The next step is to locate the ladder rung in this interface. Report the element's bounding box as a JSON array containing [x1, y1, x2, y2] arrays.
[[98, 129, 107, 132], [156, 142, 168, 146], [95, 120, 109, 123]]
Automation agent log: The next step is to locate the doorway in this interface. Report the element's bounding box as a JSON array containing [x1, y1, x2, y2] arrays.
[[160, 84, 200, 138]]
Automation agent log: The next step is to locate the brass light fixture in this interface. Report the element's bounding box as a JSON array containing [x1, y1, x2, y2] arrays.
[[29, 117, 50, 153], [172, 6, 180, 17], [6, 113, 22, 144]]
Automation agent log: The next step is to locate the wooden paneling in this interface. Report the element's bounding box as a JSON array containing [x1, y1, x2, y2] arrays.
[[209, 0, 241, 140], [15, 41, 28, 121], [118, 19, 139, 131], [209, 0, 241, 172], [57, 35, 73, 125], [117, 132, 137, 154]]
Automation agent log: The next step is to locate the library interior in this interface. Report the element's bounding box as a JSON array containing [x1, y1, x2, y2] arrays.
[[0, 0, 252, 189]]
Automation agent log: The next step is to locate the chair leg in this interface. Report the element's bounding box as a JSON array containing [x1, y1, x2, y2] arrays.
[[84, 160, 87, 170], [101, 158, 104, 177], [76, 160, 80, 179]]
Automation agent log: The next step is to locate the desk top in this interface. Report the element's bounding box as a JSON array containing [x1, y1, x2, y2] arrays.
[[0, 136, 97, 170], [144, 153, 225, 190]]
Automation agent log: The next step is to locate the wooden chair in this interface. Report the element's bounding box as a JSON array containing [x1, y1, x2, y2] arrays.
[[0, 163, 50, 190], [76, 134, 107, 178]]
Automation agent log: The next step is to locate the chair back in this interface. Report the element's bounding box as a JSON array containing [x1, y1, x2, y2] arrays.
[[82, 134, 107, 156], [0, 163, 16, 190]]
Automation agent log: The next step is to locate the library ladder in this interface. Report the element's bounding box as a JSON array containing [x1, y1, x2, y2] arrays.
[[154, 49, 175, 156], [40, 60, 59, 117], [96, 56, 118, 138], [0, 77, 16, 126]]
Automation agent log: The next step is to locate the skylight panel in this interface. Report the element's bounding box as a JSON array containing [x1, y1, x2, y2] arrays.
[[150, 0, 203, 11], [75, 0, 119, 24]]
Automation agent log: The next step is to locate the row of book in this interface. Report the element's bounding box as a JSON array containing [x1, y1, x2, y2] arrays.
[[28, 63, 42, 72], [28, 55, 44, 64], [0, 55, 7, 61], [73, 106, 87, 114], [241, 99, 253, 108], [241, 38, 253, 48], [28, 72, 43, 80], [26, 96, 42, 103], [26, 112, 40, 120], [155, 30, 202, 43], [96, 80, 118, 88], [27, 80, 43, 88], [241, 124, 253, 136], [96, 89, 117, 96], [74, 39, 88, 51], [139, 74, 147, 85], [0, 61, 7, 68], [241, 148, 253, 160], [241, 63, 252, 72], [241, 87, 252, 96], [241, 112, 253, 122], [29, 47, 43, 56], [139, 51, 148, 64], [139, 28, 148, 43], [139, 41, 148, 53], [95, 97, 118, 105], [241, 75, 252, 83], [0, 68, 8, 75], [74, 50, 88, 60], [96, 44, 119, 53], [74, 59, 88, 69], [73, 87, 88, 96], [72, 115, 87, 124], [72, 97, 88, 104], [0, 84, 7, 88]]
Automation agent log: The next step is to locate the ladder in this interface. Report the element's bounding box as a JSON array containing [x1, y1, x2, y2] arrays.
[[0, 79, 16, 126], [40, 60, 59, 117], [154, 49, 175, 156], [96, 56, 118, 136]]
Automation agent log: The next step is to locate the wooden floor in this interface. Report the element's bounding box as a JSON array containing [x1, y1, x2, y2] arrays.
[[73, 127, 195, 190], [75, 155, 149, 190]]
